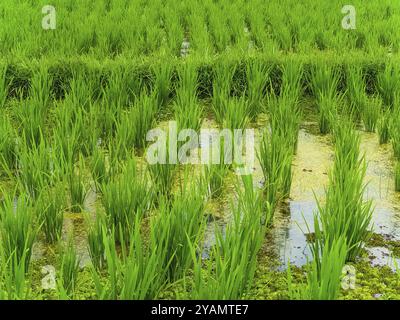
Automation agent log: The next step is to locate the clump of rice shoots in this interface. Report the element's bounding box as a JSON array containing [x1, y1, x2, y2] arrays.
[[362, 96, 381, 133], [190, 175, 270, 299], [212, 62, 236, 124], [36, 184, 65, 244], [315, 120, 373, 262], [377, 64, 400, 108], [102, 158, 151, 243], [67, 155, 88, 213], [395, 161, 400, 192], [0, 115, 17, 174], [0, 192, 37, 272], [309, 65, 340, 134], [378, 109, 391, 144], [59, 238, 80, 297], [287, 235, 347, 300]]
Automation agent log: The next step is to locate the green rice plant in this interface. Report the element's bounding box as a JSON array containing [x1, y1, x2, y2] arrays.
[[287, 235, 347, 300], [114, 90, 157, 156], [0, 191, 37, 272], [175, 96, 203, 133], [0, 115, 17, 174], [204, 163, 228, 199], [91, 219, 169, 300], [390, 110, 400, 159], [246, 60, 270, 121], [152, 182, 206, 281], [59, 238, 80, 297], [174, 63, 202, 132], [15, 98, 46, 148], [147, 143, 176, 199], [316, 120, 373, 262], [36, 184, 65, 244], [377, 64, 400, 108], [222, 96, 249, 131], [90, 148, 110, 192], [131, 91, 158, 149], [0, 65, 10, 108], [190, 178, 269, 299], [395, 161, 400, 192], [212, 62, 236, 124], [0, 244, 30, 300], [67, 72, 95, 111], [87, 213, 107, 271], [258, 130, 292, 213], [377, 109, 391, 144], [346, 66, 366, 119], [280, 60, 303, 103], [238, 174, 273, 227], [316, 93, 338, 135], [267, 92, 300, 152], [17, 135, 53, 198], [67, 155, 88, 213], [153, 63, 173, 107], [102, 158, 152, 243], [309, 65, 340, 102], [102, 69, 131, 110], [362, 96, 381, 133], [29, 66, 52, 108]]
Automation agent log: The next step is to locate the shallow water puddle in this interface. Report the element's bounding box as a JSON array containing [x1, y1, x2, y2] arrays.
[[360, 133, 400, 240], [270, 128, 333, 268], [270, 129, 400, 269]]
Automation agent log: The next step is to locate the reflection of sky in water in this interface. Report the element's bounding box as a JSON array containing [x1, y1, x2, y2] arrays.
[[272, 130, 400, 270]]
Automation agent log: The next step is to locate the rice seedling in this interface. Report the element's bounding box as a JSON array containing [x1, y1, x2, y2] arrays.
[[102, 158, 152, 243], [67, 155, 88, 213], [190, 177, 269, 299], [315, 93, 338, 135], [91, 218, 169, 300], [212, 62, 236, 124], [222, 96, 249, 131], [59, 238, 80, 297], [280, 60, 303, 102], [287, 235, 347, 300], [17, 136, 53, 198], [204, 162, 228, 199], [174, 63, 202, 132], [87, 213, 107, 271], [377, 109, 391, 144], [15, 98, 46, 148], [362, 96, 381, 133], [147, 142, 177, 199], [258, 130, 292, 213], [0, 191, 37, 272], [346, 66, 366, 119], [395, 161, 400, 192], [246, 60, 270, 121], [0, 65, 10, 109], [315, 120, 373, 262], [152, 182, 206, 281], [153, 63, 173, 107], [390, 109, 400, 159], [0, 115, 17, 174], [90, 148, 110, 192], [0, 243, 30, 300], [36, 184, 65, 244], [29, 66, 52, 108], [377, 64, 400, 108], [309, 65, 340, 102]]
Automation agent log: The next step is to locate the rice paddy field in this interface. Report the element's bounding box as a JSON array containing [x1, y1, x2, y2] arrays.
[[1, 0, 400, 301]]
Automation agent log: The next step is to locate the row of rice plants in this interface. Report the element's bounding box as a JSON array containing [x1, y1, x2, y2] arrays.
[[291, 118, 373, 300]]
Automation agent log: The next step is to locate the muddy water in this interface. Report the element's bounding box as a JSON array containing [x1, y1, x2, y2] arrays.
[[269, 128, 400, 270], [269, 128, 333, 268]]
